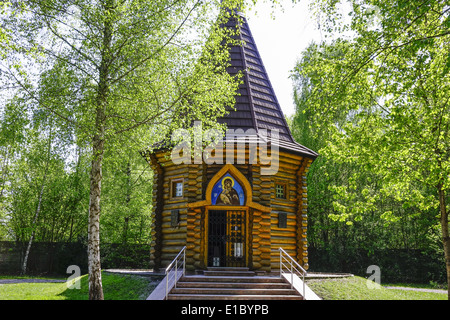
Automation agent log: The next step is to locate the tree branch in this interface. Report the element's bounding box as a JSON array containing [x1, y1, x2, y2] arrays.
[[110, 0, 202, 86]]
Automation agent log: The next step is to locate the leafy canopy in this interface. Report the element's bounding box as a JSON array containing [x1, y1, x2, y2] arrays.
[[294, 0, 450, 222], [1, 0, 245, 152]]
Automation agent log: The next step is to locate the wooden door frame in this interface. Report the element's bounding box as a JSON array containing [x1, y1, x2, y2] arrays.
[[187, 164, 271, 269]]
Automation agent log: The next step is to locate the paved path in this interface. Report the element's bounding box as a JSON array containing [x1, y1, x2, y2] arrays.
[[384, 286, 447, 294], [104, 269, 164, 277]]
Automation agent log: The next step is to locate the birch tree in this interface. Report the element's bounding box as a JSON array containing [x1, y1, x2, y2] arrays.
[[21, 126, 52, 275], [1, 0, 242, 299]]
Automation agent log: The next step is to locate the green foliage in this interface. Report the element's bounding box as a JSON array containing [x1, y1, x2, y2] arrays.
[[4, 137, 89, 242], [299, 0, 449, 207], [0, 121, 154, 244], [292, 0, 450, 296], [291, 44, 440, 254], [292, 0, 449, 231], [289, 4, 450, 289], [100, 243, 152, 269], [309, 247, 447, 284], [1, 0, 243, 150], [101, 148, 153, 244], [0, 1, 248, 248]]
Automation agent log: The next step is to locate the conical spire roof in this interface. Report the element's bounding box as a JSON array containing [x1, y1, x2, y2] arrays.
[[218, 11, 318, 159]]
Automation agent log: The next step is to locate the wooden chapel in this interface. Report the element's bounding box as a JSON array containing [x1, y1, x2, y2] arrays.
[[142, 10, 318, 273]]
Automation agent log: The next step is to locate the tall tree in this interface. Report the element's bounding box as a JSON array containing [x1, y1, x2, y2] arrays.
[[298, 0, 450, 298], [21, 125, 52, 275], [0, 96, 29, 239], [2, 0, 243, 299]]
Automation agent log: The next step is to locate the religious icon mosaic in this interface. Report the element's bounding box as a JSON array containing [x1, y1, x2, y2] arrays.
[[211, 173, 245, 206]]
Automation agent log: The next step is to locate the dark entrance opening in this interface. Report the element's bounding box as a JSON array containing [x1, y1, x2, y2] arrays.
[[207, 210, 246, 267], [208, 210, 226, 267]]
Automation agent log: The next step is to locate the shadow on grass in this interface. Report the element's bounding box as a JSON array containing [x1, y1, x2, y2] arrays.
[[58, 272, 159, 300]]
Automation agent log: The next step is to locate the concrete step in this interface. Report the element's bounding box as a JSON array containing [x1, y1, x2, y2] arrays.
[[203, 270, 256, 276], [168, 294, 303, 300], [202, 267, 255, 277], [167, 270, 304, 300], [181, 275, 286, 283], [171, 287, 298, 295], [177, 281, 290, 289]]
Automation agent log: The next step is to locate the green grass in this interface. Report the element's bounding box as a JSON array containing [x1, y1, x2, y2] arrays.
[[0, 281, 68, 300], [1, 273, 447, 300], [0, 272, 157, 300], [307, 276, 448, 300]]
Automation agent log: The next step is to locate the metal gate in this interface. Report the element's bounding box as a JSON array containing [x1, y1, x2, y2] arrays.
[[208, 210, 246, 267]]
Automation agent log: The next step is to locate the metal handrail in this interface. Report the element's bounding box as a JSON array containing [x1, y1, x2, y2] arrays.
[[165, 246, 186, 300], [278, 247, 307, 298]]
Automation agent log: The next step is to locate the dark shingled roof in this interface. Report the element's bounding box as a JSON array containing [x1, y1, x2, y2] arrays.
[[146, 10, 318, 161], [219, 12, 318, 159]]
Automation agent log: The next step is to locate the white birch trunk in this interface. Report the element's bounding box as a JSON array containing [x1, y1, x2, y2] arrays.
[[88, 136, 104, 300]]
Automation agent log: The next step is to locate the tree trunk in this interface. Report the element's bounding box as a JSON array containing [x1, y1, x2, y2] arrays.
[[87, 0, 113, 300], [122, 162, 131, 244], [21, 128, 52, 275], [0, 146, 10, 201], [88, 134, 104, 300], [123, 217, 129, 244], [21, 170, 47, 275], [438, 185, 450, 300]]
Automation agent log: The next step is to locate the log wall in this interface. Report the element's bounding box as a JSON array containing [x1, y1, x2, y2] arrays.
[[296, 157, 313, 270], [146, 147, 313, 272]]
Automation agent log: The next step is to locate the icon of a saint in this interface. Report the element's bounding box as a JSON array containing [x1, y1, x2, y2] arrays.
[[216, 177, 240, 205]]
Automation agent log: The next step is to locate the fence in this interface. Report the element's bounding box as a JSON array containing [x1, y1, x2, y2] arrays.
[[1, 242, 446, 283], [0, 241, 151, 276], [308, 246, 447, 284]]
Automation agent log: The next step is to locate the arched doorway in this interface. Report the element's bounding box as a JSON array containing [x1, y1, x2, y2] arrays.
[[188, 164, 271, 269], [205, 166, 249, 267]]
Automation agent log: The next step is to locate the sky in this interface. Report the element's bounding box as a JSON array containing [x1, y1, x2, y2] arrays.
[[244, 0, 322, 116]]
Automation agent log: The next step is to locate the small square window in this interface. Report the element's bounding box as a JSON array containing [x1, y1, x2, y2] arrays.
[[171, 179, 183, 198], [276, 184, 286, 199]]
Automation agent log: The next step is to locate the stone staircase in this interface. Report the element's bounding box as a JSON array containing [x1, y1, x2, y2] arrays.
[[167, 267, 303, 300]]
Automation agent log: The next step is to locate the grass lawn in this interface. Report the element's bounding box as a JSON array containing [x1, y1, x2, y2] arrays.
[[307, 276, 448, 300], [1, 273, 447, 300], [0, 272, 158, 300]]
